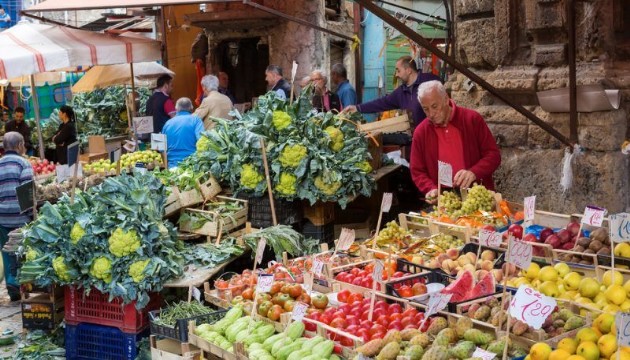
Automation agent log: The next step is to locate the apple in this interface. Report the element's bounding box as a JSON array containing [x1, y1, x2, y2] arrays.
[[523, 233, 537, 243], [539, 228, 554, 243], [507, 224, 523, 239], [544, 234, 561, 249], [566, 221, 580, 237], [556, 229, 570, 244]]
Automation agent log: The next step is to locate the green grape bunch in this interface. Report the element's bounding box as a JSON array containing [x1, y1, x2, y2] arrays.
[[438, 191, 462, 216], [375, 221, 411, 247], [460, 184, 494, 215]]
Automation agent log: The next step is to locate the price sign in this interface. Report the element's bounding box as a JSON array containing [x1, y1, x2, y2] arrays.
[[191, 287, 201, 302], [381, 193, 393, 213], [151, 133, 167, 152], [134, 162, 147, 175], [291, 302, 308, 321], [610, 213, 630, 243], [509, 285, 557, 329], [472, 348, 496, 360], [524, 196, 536, 222], [336, 228, 355, 251], [425, 292, 452, 317], [311, 259, 324, 277], [16, 180, 35, 212], [255, 238, 266, 265], [508, 237, 533, 269], [67, 141, 80, 168], [438, 161, 453, 187], [616, 312, 630, 346], [478, 229, 501, 247], [133, 116, 154, 134], [582, 206, 607, 227], [256, 274, 274, 293], [55, 165, 70, 183], [109, 148, 121, 163], [373, 260, 384, 282]]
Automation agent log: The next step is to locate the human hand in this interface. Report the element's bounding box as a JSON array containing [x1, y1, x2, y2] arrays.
[[425, 188, 439, 204], [454, 169, 477, 189], [342, 105, 357, 113]]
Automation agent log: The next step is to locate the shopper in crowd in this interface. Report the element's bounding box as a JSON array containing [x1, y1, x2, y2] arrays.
[[331, 63, 357, 109], [162, 98, 204, 168], [410, 81, 501, 204], [218, 71, 236, 104], [146, 74, 176, 135], [310, 70, 341, 113], [52, 105, 78, 165], [0, 110, 9, 136], [0, 132, 33, 301], [265, 65, 291, 100], [194, 75, 233, 130], [0, 6, 11, 30], [4, 107, 32, 155], [343, 56, 441, 126]]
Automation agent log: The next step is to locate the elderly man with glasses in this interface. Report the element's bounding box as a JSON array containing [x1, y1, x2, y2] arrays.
[[310, 70, 341, 113]]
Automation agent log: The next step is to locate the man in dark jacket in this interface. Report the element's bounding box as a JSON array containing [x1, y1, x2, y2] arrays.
[[344, 56, 441, 126], [4, 107, 32, 154], [265, 65, 292, 100], [145, 74, 176, 135]]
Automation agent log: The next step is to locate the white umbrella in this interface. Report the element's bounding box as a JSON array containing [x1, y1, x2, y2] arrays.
[[71, 62, 175, 93]]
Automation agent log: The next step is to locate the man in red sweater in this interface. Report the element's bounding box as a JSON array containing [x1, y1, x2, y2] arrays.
[[410, 81, 501, 204]]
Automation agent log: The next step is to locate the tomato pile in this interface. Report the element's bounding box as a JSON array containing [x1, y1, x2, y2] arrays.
[[214, 264, 306, 300], [252, 281, 320, 321], [333, 262, 415, 290], [29, 158, 56, 175]]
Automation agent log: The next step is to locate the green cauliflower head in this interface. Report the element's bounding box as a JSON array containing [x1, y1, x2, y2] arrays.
[[129, 259, 151, 283], [196, 136, 211, 152], [25, 246, 40, 262], [324, 126, 344, 152], [240, 164, 264, 189], [52, 256, 74, 282], [272, 110, 292, 130], [70, 222, 85, 244], [314, 175, 342, 196], [275, 173, 297, 196], [279, 144, 307, 168], [90, 256, 112, 283], [108, 228, 141, 257], [355, 161, 373, 173]]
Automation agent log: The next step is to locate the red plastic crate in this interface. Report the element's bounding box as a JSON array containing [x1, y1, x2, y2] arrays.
[[64, 286, 161, 333]]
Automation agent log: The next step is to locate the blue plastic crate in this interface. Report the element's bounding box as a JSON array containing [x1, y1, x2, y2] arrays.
[[65, 323, 149, 360]]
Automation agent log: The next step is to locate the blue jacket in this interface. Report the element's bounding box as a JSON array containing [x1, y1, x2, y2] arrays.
[[162, 111, 204, 168], [357, 72, 442, 125], [336, 80, 357, 108]]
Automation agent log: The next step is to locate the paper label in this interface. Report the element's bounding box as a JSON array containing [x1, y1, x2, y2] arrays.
[[610, 213, 630, 243], [373, 260, 384, 282], [256, 274, 274, 293], [524, 196, 536, 222], [438, 161, 453, 187], [255, 238, 266, 265], [109, 148, 121, 163], [509, 285, 556, 330], [56, 165, 70, 183], [616, 312, 630, 346], [291, 302, 308, 321], [133, 116, 154, 134], [478, 229, 502, 247], [381, 193, 393, 213], [425, 292, 452, 317], [16, 180, 35, 212], [67, 141, 80, 167], [311, 259, 324, 277], [472, 348, 496, 360], [582, 206, 607, 227], [191, 287, 201, 302], [336, 228, 355, 251], [151, 133, 167, 152], [508, 237, 533, 269], [134, 162, 147, 175]]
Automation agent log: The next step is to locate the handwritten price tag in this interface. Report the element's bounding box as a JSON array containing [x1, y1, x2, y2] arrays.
[[508, 237, 533, 269], [438, 161, 453, 187], [191, 287, 201, 302], [312, 259, 325, 276], [255, 238, 266, 265], [336, 228, 355, 251], [472, 347, 496, 360], [291, 302, 309, 321], [478, 229, 502, 247], [610, 213, 630, 243], [524, 196, 536, 222], [373, 260, 384, 282], [256, 274, 274, 293], [381, 193, 393, 213], [582, 206, 607, 227], [616, 312, 630, 346], [425, 292, 452, 317], [509, 285, 557, 329]]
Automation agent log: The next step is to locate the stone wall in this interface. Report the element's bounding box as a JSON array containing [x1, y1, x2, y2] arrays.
[[451, 0, 630, 213]]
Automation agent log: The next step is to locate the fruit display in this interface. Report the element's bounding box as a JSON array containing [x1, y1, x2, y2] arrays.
[[369, 221, 412, 249], [557, 227, 611, 265], [120, 150, 163, 168], [35, 173, 107, 203], [425, 247, 506, 282], [333, 261, 413, 290], [29, 157, 56, 176], [83, 158, 117, 175]]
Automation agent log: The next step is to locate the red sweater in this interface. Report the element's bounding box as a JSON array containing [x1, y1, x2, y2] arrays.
[[410, 100, 501, 194]]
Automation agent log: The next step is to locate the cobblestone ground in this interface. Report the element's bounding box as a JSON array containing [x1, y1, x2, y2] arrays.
[[0, 282, 22, 358]]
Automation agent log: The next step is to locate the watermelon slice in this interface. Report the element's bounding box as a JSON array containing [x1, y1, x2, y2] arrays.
[[469, 272, 496, 300], [441, 271, 474, 302]]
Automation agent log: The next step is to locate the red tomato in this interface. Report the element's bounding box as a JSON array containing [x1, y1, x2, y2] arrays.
[[337, 289, 350, 303], [361, 311, 370, 321], [335, 272, 348, 281], [303, 319, 316, 331], [319, 314, 331, 325], [333, 344, 343, 354], [401, 316, 413, 328], [350, 268, 361, 276], [413, 312, 425, 326], [392, 271, 404, 278], [398, 285, 413, 298], [360, 278, 371, 288], [309, 312, 321, 321], [360, 333, 370, 343], [350, 308, 362, 318], [388, 320, 402, 331], [369, 324, 386, 336], [346, 315, 359, 326], [338, 304, 351, 315], [333, 310, 345, 319], [357, 328, 369, 338], [345, 325, 359, 335], [402, 308, 419, 318], [347, 293, 364, 305], [324, 307, 336, 318], [358, 270, 369, 278], [330, 318, 347, 329], [340, 336, 354, 347], [375, 300, 388, 310], [360, 320, 372, 330], [370, 331, 385, 340], [362, 298, 371, 306], [361, 303, 372, 313], [404, 324, 417, 330], [389, 313, 403, 322], [376, 315, 389, 327], [388, 303, 403, 314], [372, 308, 386, 319], [328, 330, 340, 341], [352, 278, 362, 286]]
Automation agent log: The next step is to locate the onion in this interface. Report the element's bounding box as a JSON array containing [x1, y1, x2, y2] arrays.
[[557, 229, 570, 244], [566, 221, 581, 237], [539, 228, 554, 243]]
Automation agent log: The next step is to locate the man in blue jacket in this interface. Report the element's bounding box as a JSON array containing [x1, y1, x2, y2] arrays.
[[344, 56, 441, 126], [162, 98, 204, 168]]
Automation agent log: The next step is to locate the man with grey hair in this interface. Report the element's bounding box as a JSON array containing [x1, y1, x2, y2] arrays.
[[410, 80, 500, 204], [0, 132, 33, 301], [310, 70, 341, 112], [331, 63, 357, 108], [265, 65, 291, 100], [194, 74, 233, 130], [162, 98, 204, 168]]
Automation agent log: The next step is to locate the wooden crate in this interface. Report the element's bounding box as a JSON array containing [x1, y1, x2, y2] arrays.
[[165, 187, 182, 217], [303, 317, 364, 360], [358, 114, 411, 134], [303, 201, 335, 226], [429, 220, 472, 244], [178, 196, 248, 238], [199, 177, 222, 200], [366, 132, 383, 171], [150, 336, 201, 360], [22, 294, 64, 331], [188, 323, 243, 360], [398, 213, 432, 236]]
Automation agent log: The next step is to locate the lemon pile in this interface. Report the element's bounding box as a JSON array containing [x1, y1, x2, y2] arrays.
[[120, 150, 163, 168]]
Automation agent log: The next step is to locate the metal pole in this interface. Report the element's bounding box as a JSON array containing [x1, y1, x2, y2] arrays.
[[354, 0, 574, 148], [567, 0, 578, 142], [29, 75, 45, 159]]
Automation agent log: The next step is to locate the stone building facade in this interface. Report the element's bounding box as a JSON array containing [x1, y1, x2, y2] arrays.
[[450, 0, 630, 213]]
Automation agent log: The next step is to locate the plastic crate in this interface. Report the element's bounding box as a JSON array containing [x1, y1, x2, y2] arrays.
[[65, 286, 161, 333], [149, 308, 227, 342], [395, 258, 437, 274], [303, 220, 335, 246], [65, 322, 148, 360], [245, 195, 303, 228]]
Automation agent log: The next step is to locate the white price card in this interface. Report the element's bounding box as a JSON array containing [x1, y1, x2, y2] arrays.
[[256, 274, 274, 293], [373, 260, 384, 282], [610, 213, 630, 243], [524, 196, 536, 222], [311, 259, 324, 277], [255, 238, 266, 265], [478, 229, 502, 247], [472, 347, 496, 360], [134, 162, 147, 175], [191, 287, 201, 302], [616, 312, 630, 347], [509, 285, 557, 330], [425, 292, 452, 317], [508, 237, 533, 270], [133, 116, 154, 134], [109, 148, 122, 163], [151, 133, 167, 152], [381, 193, 393, 213], [582, 206, 607, 227], [438, 161, 453, 187], [291, 302, 308, 321], [336, 228, 355, 251]]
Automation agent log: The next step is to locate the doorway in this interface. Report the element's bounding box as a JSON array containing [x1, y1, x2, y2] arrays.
[[216, 37, 269, 104]]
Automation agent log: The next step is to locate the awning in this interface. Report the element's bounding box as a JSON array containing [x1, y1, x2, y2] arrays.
[[24, 0, 209, 12], [0, 22, 161, 80], [71, 62, 175, 92]]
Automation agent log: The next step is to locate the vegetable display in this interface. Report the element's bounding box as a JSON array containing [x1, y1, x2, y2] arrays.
[[242, 225, 319, 260], [181, 237, 246, 268], [153, 301, 216, 327]]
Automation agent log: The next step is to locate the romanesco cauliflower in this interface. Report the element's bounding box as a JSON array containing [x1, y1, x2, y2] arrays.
[[356, 161, 373, 173], [52, 256, 74, 282], [324, 126, 344, 152], [275, 173, 297, 195], [314, 176, 342, 196], [108, 228, 141, 257], [272, 111, 292, 130], [196, 136, 211, 152], [25, 246, 40, 262], [129, 259, 151, 283], [70, 222, 85, 244], [279, 144, 307, 168], [240, 164, 264, 189], [90, 256, 112, 283]]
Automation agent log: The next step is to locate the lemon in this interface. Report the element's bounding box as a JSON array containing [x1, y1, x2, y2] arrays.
[[540, 281, 560, 297], [603, 303, 621, 314], [530, 343, 553, 360], [576, 341, 599, 360], [549, 349, 571, 360], [603, 270, 624, 287], [579, 278, 600, 299], [555, 262, 571, 277], [597, 334, 617, 358], [564, 272, 583, 291], [539, 266, 559, 282], [605, 284, 627, 305], [593, 292, 606, 303], [576, 328, 599, 343], [623, 279, 630, 294], [594, 313, 615, 334], [566, 356, 586, 360], [610, 351, 630, 360], [525, 263, 541, 280], [557, 337, 578, 354], [622, 300, 630, 311]]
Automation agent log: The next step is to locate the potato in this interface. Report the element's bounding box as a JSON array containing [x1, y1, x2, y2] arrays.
[[590, 227, 609, 243], [577, 237, 591, 247], [588, 240, 603, 252]]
